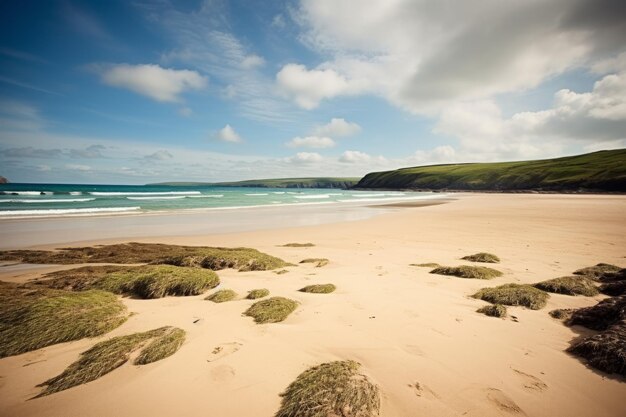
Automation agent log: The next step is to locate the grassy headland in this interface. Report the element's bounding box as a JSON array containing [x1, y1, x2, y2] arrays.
[[151, 177, 360, 189], [354, 149, 626, 192]]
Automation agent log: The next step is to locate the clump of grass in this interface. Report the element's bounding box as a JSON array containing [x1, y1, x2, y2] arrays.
[[568, 296, 626, 331], [280, 243, 315, 247], [0, 285, 127, 358], [0, 242, 291, 271], [134, 327, 185, 365], [477, 304, 507, 318], [39, 265, 220, 299], [205, 289, 237, 303], [549, 308, 575, 321], [247, 288, 270, 299], [431, 265, 502, 279], [300, 258, 329, 268], [274, 269, 289, 275], [472, 283, 549, 310], [567, 322, 626, 377], [462, 252, 500, 263], [573, 263, 622, 280], [410, 262, 441, 268], [597, 268, 626, 283], [600, 281, 626, 296], [37, 326, 185, 396], [244, 297, 298, 324], [275, 360, 380, 417], [533, 276, 599, 296], [299, 284, 336, 294]]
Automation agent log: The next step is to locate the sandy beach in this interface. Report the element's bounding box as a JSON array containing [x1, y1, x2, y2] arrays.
[[1, 193, 625, 417]]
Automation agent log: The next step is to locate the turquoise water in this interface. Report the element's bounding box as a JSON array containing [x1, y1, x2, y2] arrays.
[[0, 183, 433, 219]]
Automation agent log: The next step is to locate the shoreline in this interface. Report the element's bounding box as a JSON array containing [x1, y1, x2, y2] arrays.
[[1, 193, 625, 417]]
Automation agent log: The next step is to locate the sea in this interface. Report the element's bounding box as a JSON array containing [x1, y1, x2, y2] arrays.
[[0, 183, 438, 219]]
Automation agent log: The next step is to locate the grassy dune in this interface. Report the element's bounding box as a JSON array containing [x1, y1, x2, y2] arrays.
[[355, 149, 626, 191]]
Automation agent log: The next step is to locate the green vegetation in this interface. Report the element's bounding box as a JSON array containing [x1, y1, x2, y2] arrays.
[[568, 296, 626, 331], [0, 242, 290, 272], [355, 149, 626, 191], [151, 177, 360, 189], [430, 265, 502, 279], [462, 252, 500, 263], [38, 265, 219, 299], [300, 258, 329, 268], [573, 263, 622, 280], [275, 360, 380, 417], [477, 304, 507, 318], [244, 297, 298, 324], [299, 284, 336, 294], [280, 243, 315, 247], [0, 284, 127, 358], [410, 262, 441, 268], [567, 323, 626, 377], [37, 326, 185, 396], [205, 289, 237, 303], [549, 309, 574, 321], [247, 288, 270, 299], [533, 276, 599, 296], [472, 284, 549, 310]]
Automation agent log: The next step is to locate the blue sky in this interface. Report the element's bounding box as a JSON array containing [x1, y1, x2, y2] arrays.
[[1, 0, 625, 184]]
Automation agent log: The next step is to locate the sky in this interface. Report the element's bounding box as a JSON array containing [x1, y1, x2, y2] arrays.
[[0, 0, 625, 184]]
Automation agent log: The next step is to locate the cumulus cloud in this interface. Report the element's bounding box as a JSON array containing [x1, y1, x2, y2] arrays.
[[241, 54, 265, 69], [286, 136, 335, 149], [286, 0, 626, 114], [276, 64, 364, 109], [288, 152, 323, 164], [216, 124, 242, 143], [314, 118, 361, 137], [100, 64, 207, 102], [339, 150, 371, 163]]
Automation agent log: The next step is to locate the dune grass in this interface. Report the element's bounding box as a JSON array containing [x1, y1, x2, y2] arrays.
[[600, 281, 626, 296], [549, 308, 575, 321], [477, 304, 507, 318], [274, 269, 289, 275], [567, 296, 626, 331], [472, 283, 549, 310], [300, 258, 329, 268], [430, 265, 502, 279], [462, 252, 500, 263], [37, 326, 185, 396], [533, 276, 599, 296], [0, 242, 290, 271], [38, 265, 220, 299], [573, 263, 622, 280], [280, 243, 315, 247], [0, 284, 127, 358], [275, 360, 380, 417], [410, 262, 441, 268], [205, 289, 237, 303], [567, 322, 626, 377], [247, 288, 270, 299], [244, 297, 298, 324], [299, 284, 336, 294], [597, 268, 626, 282]]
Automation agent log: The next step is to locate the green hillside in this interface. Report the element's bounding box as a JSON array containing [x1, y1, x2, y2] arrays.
[[152, 177, 360, 189], [355, 150, 626, 192]]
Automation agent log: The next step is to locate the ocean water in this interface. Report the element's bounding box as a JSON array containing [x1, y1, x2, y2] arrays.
[[0, 183, 436, 219]]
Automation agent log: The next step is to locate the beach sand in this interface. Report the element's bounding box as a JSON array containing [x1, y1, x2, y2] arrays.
[[0, 193, 625, 416]]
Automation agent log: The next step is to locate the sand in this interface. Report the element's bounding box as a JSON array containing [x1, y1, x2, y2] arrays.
[[0, 193, 625, 416]]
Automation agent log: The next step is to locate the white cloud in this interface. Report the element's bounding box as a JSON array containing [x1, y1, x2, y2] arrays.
[[288, 152, 323, 164], [339, 150, 371, 163], [144, 150, 174, 161], [314, 118, 361, 137], [216, 124, 242, 143], [101, 64, 207, 103], [413, 146, 457, 164], [241, 54, 265, 69], [65, 163, 91, 171], [286, 0, 626, 114], [276, 64, 363, 109], [286, 136, 335, 149], [272, 14, 286, 29]]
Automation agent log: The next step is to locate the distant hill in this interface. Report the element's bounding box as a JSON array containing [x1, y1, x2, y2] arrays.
[[355, 149, 626, 192], [0, 176, 7, 184], [151, 177, 360, 189]]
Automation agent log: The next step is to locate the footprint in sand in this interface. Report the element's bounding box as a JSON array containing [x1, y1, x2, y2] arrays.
[[485, 388, 526, 415], [210, 364, 236, 382], [410, 381, 440, 399], [207, 342, 242, 362], [512, 369, 548, 392]]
